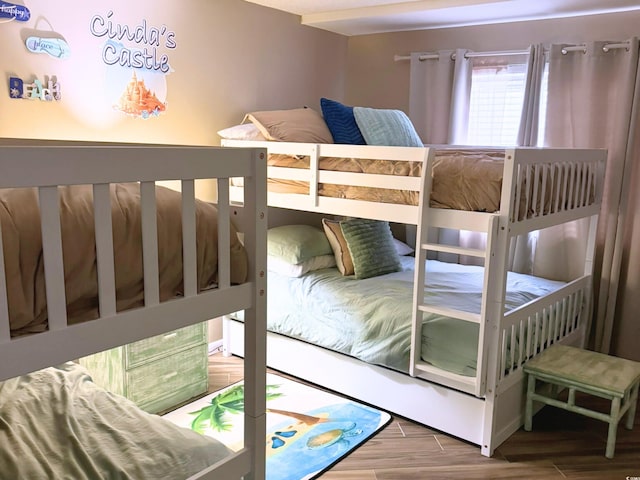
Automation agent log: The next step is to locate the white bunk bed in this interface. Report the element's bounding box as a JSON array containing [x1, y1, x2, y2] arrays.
[[221, 138, 606, 457], [0, 142, 268, 480]]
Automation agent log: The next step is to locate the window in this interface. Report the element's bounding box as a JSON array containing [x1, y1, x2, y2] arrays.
[[466, 56, 548, 147], [467, 62, 527, 146]]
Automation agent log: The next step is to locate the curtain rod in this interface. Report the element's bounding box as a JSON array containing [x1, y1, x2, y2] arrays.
[[395, 41, 631, 61], [394, 49, 528, 62], [561, 41, 630, 54]]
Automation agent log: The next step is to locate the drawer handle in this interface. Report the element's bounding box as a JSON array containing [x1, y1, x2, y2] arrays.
[[163, 333, 178, 340], [162, 371, 178, 381]]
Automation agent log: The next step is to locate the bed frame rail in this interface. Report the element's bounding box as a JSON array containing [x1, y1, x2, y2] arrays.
[[496, 275, 591, 390], [503, 148, 606, 235], [224, 139, 428, 224]]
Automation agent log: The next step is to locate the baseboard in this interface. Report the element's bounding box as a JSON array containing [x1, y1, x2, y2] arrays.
[[208, 339, 223, 355]]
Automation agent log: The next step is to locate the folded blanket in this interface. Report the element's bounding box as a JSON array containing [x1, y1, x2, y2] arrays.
[[0, 183, 247, 335]]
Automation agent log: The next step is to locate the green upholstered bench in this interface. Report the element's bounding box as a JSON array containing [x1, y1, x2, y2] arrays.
[[523, 344, 640, 459]]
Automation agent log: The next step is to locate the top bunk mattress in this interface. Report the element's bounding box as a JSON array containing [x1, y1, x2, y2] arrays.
[[262, 149, 506, 212], [0, 183, 248, 336]]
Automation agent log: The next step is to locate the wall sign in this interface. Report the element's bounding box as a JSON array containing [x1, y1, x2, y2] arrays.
[[0, 1, 30, 22], [89, 11, 175, 119], [9, 76, 61, 101]]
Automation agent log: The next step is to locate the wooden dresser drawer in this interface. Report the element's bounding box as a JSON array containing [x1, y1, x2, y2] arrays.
[[125, 323, 206, 368], [127, 343, 208, 412], [78, 321, 209, 414]]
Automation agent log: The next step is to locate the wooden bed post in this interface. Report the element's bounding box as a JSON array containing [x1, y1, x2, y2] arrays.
[[237, 147, 268, 480], [480, 148, 518, 456]]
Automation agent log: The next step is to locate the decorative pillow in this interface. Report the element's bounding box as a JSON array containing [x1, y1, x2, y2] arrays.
[[320, 98, 366, 145], [339, 218, 401, 280], [217, 123, 266, 141], [267, 225, 332, 265], [393, 237, 414, 256], [353, 107, 423, 147], [268, 254, 336, 278], [243, 108, 334, 143], [322, 218, 354, 276]]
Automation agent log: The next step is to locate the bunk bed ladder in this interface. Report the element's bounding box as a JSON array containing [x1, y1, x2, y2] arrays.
[[410, 148, 507, 398], [409, 216, 502, 397]]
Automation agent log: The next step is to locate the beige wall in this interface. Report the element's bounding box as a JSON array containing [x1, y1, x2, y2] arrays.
[[1, 0, 347, 344], [1, 0, 347, 145], [345, 10, 640, 111]]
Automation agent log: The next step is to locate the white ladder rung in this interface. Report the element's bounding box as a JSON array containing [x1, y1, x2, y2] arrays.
[[422, 243, 486, 258], [418, 304, 481, 324]]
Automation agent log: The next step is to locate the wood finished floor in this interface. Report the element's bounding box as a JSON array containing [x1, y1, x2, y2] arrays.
[[208, 353, 640, 480]]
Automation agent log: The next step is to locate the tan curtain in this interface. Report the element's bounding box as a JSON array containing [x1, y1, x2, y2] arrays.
[[409, 49, 472, 261], [517, 43, 546, 147], [409, 50, 456, 144], [508, 44, 546, 274], [542, 39, 640, 357]]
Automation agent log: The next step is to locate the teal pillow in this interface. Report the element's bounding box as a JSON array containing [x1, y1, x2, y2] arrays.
[[267, 225, 332, 264], [353, 107, 423, 147], [340, 219, 401, 279]]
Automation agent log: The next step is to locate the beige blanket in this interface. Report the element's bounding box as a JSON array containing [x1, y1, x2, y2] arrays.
[[261, 150, 591, 219], [0, 184, 247, 336], [264, 149, 506, 212]]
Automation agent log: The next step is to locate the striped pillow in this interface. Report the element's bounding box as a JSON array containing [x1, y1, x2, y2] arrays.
[[340, 219, 401, 280]]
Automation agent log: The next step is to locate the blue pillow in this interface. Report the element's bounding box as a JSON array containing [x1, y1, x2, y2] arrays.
[[320, 98, 366, 145], [353, 107, 423, 147]]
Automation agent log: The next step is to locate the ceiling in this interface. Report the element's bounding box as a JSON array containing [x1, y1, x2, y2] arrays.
[[244, 0, 640, 36]]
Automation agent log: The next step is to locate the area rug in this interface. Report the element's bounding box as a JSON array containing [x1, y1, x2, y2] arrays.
[[163, 373, 391, 480]]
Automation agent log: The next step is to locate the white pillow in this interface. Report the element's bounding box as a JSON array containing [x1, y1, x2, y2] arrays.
[[393, 237, 414, 256], [217, 123, 266, 141], [268, 254, 336, 278]]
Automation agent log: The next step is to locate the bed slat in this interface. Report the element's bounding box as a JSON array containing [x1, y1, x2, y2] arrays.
[[217, 178, 231, 290], [39, 186, 67, 330], [140, 181, 160, 307], [181, 180, 197, 298], [93, 184, 117, 317]]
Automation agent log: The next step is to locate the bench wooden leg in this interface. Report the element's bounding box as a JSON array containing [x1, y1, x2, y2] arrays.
[[606, 397, 621, 459], [524, 374, 535, 431], [627, 382, 639, 430]]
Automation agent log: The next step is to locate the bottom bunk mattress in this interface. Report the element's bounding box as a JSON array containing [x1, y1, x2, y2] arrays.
[[260, 257, 565, 377], [0, 362, 230, 480]]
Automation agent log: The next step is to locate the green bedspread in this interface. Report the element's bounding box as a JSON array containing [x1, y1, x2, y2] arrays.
[[0, 362, 230, 480], [267, 257, 565, 376]]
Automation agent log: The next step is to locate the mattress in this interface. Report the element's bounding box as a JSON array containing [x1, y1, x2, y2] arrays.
[[264, 257, 565, 377], [0, 362, 230, 480], [233, 147, 595, 219], [264, 149, 506, 212], [0, 184, 248, 336]]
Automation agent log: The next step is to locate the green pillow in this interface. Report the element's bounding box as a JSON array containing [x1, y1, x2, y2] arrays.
[[340, 219, 401, 279], [267, 225, 332, 265]]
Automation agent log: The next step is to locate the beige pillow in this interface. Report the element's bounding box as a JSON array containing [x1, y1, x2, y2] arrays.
[[244, 108, 334, 143], [322, 218, 354, 276]]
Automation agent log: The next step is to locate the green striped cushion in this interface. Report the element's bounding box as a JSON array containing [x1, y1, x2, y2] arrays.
[[340, 219, 401, 279]]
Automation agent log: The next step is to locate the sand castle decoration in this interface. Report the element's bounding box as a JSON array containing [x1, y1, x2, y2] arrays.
[[116, 71, 166, 118]]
